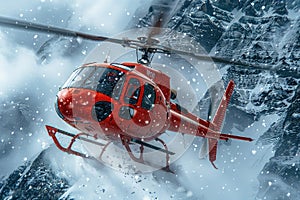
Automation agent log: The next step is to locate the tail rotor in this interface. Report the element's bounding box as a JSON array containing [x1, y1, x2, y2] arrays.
[[199, 80, 236, 169]]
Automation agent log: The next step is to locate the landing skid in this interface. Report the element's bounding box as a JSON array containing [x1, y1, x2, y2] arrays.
[[121, 136, 174, 173], [46, 125, 105, 158], [45, 125, 175, 173]]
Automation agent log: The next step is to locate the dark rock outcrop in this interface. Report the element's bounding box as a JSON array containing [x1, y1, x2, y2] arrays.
[[0, 148, 70, 200]]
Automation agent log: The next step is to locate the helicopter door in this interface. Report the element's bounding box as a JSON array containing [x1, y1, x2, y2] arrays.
[[118, 77, 141, 120], [118, 79, 167, 138]]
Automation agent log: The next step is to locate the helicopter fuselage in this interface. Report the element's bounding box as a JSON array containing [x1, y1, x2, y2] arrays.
[[56, 62, 178, 142], [53, 61, 253, 170]]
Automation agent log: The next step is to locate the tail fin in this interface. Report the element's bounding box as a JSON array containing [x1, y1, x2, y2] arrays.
[[208, 80, 235, 168], [212, 80, 235, 131]]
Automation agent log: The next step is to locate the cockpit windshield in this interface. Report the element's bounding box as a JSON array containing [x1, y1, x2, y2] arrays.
[[62, 66, 126, 99]]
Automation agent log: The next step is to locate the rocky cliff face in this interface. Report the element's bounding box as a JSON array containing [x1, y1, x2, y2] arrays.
[[138, 0, 233, 52], [257, 85, 300, 200], [211, 1, 299, 199], [139, 0, 300, 198], [0, 148, 70, 200]]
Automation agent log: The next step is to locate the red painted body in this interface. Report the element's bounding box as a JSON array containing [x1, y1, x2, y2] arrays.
[[56, 62, 170, 141], [56, 62, 219, 141], [48, 62, 253, 169]]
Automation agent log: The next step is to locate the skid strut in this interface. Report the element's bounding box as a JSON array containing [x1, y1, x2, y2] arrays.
[[155, 138, 172, 172], [98, 141, 112, 161], [121, 137, 145, 163], [121, 136, 175, 172]]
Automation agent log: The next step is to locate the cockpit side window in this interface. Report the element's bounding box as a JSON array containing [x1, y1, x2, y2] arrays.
[[142, 83, 156, 110], [96, 69, 125, 99], [62, 67, 86, 89], [124, 78, 140, 105], [62, 66, 125, 99]]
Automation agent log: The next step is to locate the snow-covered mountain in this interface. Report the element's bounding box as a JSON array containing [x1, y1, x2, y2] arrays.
[[211, 1, 300, 199], [0, 0, 299, 199], [0, 148, 70, 200]]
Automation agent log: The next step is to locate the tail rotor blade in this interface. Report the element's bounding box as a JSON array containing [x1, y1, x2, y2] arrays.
[[200, 82, 223, 159], [199, 138, 208, 159]]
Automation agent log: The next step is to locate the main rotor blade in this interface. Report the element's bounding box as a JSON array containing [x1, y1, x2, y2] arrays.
[[0, 16, 125, 45], [0, 16, 277, 70], [166, 47, 276, 71]]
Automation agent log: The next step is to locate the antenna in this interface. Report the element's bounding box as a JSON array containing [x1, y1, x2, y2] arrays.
[[103, 49, 111, 63]]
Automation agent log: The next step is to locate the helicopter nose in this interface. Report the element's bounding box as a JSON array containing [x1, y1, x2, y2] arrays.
[[55, 88, 113, 123], [56, 89, 74, 120]]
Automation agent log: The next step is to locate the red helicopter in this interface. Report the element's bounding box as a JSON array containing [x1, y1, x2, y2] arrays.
[[0, 13, 256, 171]]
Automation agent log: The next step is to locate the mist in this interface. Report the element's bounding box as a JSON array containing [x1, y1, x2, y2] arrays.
[[0, 0, 147, 176]]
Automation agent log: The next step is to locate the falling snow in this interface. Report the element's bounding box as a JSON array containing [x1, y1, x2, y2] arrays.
[[0, 0, 299, 200]]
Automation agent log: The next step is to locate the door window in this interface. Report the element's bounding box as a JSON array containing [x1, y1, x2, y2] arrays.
[[124, 78, 140, 105], [142, 83, 156, 110]]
